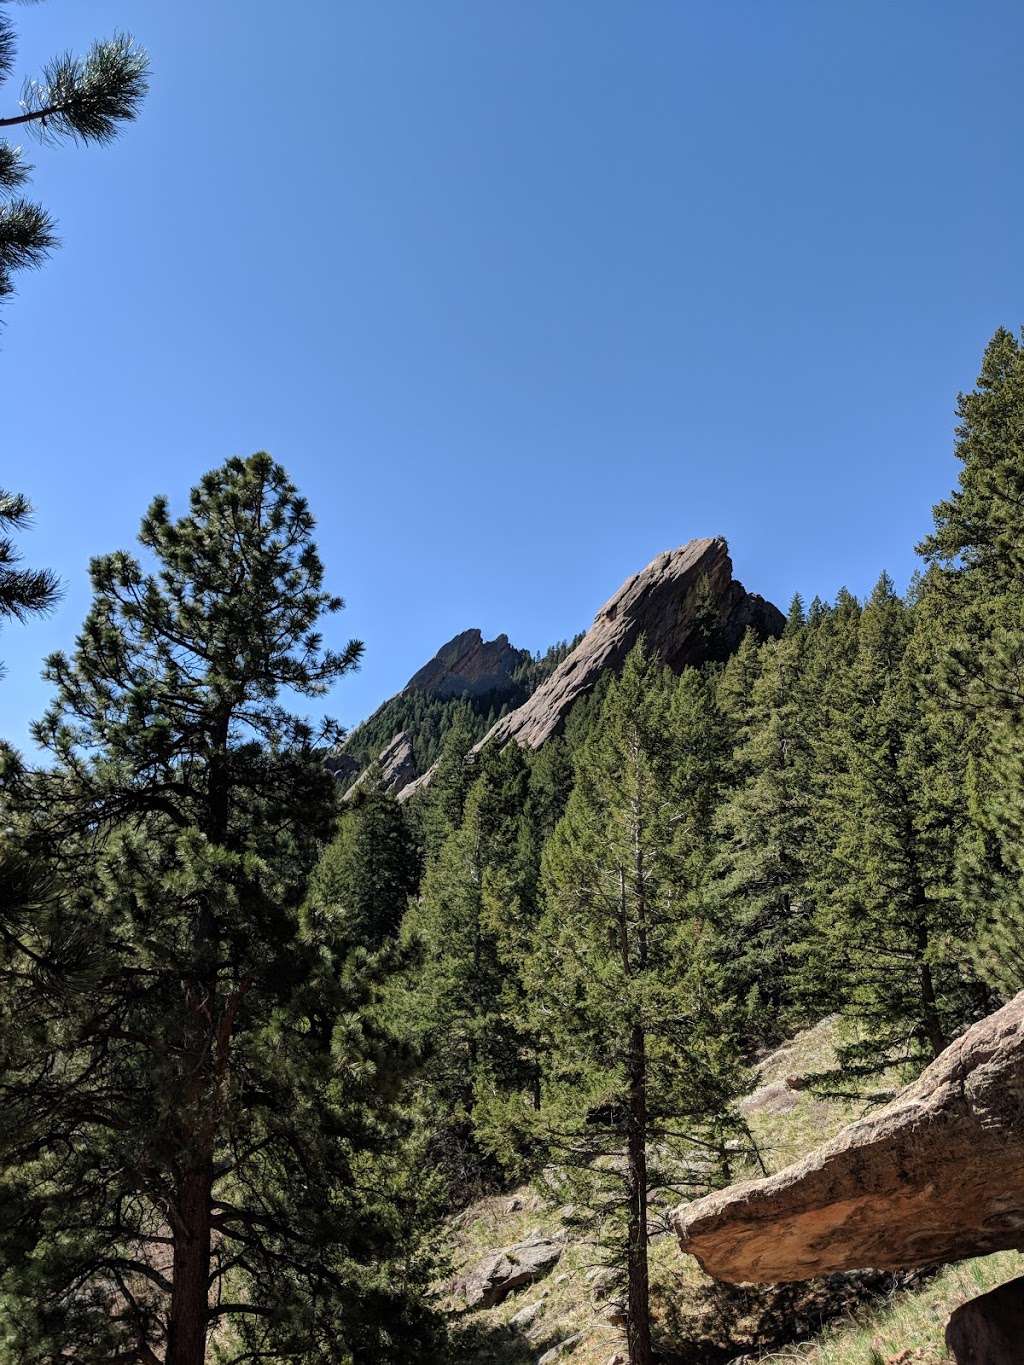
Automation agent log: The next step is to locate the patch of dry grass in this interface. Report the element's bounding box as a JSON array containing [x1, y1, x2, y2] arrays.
[[759, 1252, 1023, 1364], [445, 1018, 1012, 1364]]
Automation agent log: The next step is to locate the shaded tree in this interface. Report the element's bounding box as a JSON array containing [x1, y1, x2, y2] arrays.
[[528, 646, 749, 1365], [0, 456, 442, 1363]]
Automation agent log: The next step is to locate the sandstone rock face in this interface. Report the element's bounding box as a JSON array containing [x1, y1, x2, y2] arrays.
[[946, 1275, 1024, 1364], [476, 538, 780, 752], [397, 539, 782, 800], [673, 991, 1024, 1283], [324, 749, 361, 785], [341, 730, 417, 802], [455, 1235, 564, 1309], [406, 627, 527, 699]]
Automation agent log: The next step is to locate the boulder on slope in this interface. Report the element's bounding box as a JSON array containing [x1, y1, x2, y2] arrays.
[[672, 992, 1024, 1283], [454, 1235, 564, 1309]]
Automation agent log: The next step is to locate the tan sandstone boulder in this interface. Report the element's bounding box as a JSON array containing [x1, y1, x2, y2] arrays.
[[673, 992, 1024, 1283]]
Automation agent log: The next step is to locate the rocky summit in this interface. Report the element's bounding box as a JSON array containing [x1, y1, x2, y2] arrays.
[[404, 627, 529, 699], [397, 537, 782, 799]]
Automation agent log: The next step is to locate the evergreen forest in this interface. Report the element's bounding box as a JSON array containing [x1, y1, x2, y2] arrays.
[[3, 328, 1024, 1363], [1, 3, 1022, 1362]]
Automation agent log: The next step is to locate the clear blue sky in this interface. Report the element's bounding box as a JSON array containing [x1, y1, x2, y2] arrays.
[[3, 1, 1021, 748]]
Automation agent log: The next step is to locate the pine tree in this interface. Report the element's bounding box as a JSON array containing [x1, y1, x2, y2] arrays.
[[0, 488, 60, 672], [918, 327, 1024, 997], [712, 616, 817, 1044], [309, 785, 421, 948], [0, 2, 147, 306], [809, 575, 978, 1087], [413, 706, 478, 865], [528, 646, 749, 1365], [0, 456, 442, 1363], [399, 741, 538, 1197]]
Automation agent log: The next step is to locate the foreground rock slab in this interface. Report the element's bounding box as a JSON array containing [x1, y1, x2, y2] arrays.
[[946, 1274, 1024, 1364], [673, 992, 1024, 1282]]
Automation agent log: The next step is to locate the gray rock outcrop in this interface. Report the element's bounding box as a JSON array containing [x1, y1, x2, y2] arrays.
[[398, 538, 781, 800], [341, 730, 417, 802], [406, 627, 528, 699], [673, 991, 1024, 1283], [455, 1235, 564, 1309]]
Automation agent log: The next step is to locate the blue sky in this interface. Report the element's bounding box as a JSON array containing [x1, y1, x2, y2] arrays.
[[2, 1, 1021, 748]]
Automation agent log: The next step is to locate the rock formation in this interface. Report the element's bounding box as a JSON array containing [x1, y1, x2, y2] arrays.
[[397, 537, 782, 800], [340, 730, 417, 802], [946, 1275, 1024, 1363], [404, 627, 527, 699], [333, 629, 530, 796], [672, 991, 1024, 1283], [454, 1234, 564, 1309]]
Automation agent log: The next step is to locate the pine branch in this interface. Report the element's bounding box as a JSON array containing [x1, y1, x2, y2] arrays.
[[2, 33, 148, 145]]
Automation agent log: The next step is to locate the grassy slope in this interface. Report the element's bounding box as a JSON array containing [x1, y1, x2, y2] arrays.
[[445, 1017, 1022, 1364]]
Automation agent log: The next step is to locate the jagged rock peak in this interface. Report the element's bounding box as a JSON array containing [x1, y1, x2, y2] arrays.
[[476, 537, 779, 753], [404, 627, 528, 700], [397, 537, 782, 801]]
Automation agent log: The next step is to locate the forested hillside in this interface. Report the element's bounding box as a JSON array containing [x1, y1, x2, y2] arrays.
[[2, 329, 1024, 1362], [337, 634, 581, 784]]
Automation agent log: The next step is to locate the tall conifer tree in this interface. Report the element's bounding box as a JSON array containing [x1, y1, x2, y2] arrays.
[[0, 457, 440, 1363], [712, 612, 816, 1042], [528, 646, 748, 1365], [918, 327, 1024, 996], [809, 575, 976, 1084]]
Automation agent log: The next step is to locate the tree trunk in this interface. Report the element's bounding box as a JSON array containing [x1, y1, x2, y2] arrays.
[[626, 1023, 653, 1365], [166, 1165, 213, 1365], [913, 912, 947, 1059]]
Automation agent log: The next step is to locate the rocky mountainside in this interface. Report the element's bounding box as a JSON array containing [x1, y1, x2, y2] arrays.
[[404, 628, 529, 699], [475, 537, 781, 752], [328, 628, 537, 794], [396, 537, 783, 800]]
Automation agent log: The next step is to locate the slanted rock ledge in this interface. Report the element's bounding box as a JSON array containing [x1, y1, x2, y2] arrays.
[[673, 991, 1024, 1283], [398, 537, 782, 800]]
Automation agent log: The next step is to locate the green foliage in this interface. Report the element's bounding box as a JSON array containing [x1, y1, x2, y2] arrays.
[[0, 2, 147, 304], [310, 787, 421, 948], [712, 624, 818, 1044], [808, 575, 983, 1086], [0, 456, 443, 1363], [918, 328, 1024, 999], [0, 488, 60, 672], [399, 742, 540, 1200], [526, 646, 751, 1365]]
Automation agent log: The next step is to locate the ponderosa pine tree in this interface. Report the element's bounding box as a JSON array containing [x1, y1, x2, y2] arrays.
[[918, 327, 1024, 997], [0, 456, 442, 1363], [0, 1, 147, 306], [528, 646, 749, 1365]]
